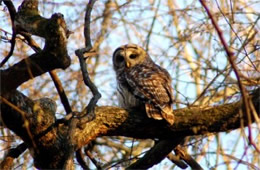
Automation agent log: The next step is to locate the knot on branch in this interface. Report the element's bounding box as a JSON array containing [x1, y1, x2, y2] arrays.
[[18, 0, 39, 13], [31, 98, 57, 136], [48, 13, 69, 39]]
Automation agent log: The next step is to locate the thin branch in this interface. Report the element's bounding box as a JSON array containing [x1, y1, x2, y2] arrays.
[[49, 71, 72, 114], [75, 1, 101, 169], [75, 0, 101, 125], [76, 49, 101, 124], [214, 0, 258, 71], [19, 31, 42, 52], [0, 0, 17, 67], [199, 0, 260, 153], [84, 0, 96, 47], [145, 0, 161, 51]]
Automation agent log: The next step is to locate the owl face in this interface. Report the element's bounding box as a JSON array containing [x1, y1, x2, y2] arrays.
[[113, 44, 147, 71]]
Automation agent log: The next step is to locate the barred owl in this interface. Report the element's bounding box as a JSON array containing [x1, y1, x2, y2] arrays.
[[113, 44, 174, 125]]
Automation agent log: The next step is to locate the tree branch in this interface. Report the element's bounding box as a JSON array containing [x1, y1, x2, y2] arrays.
[[72, 88, 260, 147], [167, 153, 188, 169], [0, 143, 27, 169], [75, 1, 101, 168], [0, 0, 17, 67], [127, 138, 183, 169], [0, 0, 71, 94], [74, 0, 101, 125], [174, 145, 203, 170], [1, 88, 259, 168], [199, 0, 260, 152], [49, 71, 72, 114]]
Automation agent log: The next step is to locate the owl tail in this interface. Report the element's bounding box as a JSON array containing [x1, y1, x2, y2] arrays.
[[160, 105, 175, 125], [145, 103, 175, 125], [145, 103, 163, 120]]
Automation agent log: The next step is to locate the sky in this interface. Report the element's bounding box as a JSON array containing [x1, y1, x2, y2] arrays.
[[0, 0, 259, 169]]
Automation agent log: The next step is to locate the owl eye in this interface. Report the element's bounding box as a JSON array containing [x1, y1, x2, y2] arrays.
[[129, 54, 138, 59], [116, 55, 124, 63]]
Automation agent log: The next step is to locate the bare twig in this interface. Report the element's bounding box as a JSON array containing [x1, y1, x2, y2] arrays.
[[214, 0, 258, 71], [49, 71, 72, 114], [75, 48, 101, 124], [0, 0, 17, 67], [145, 0, 161, 51], [199, 0, 260, 153], [19, 31, 42, 52], [84, 0, 96, 47], [75, 0, 101, 125], [75, 1, 101, 169]]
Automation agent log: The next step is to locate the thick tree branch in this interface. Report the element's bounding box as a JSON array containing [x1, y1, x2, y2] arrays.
[[0, 88, 259, 168], [167, 153, 188, 169], [0, 0, 70, 94], [0, 0, 71, 168], [71, 88, 260, 146], [174, 145, 203, 170], [127, 138, 183, 169], [0, 143, 27, 169], [75, 148, 90, 170]]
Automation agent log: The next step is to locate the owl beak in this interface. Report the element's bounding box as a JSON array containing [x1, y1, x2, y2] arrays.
[[126, 62, 130, 68]]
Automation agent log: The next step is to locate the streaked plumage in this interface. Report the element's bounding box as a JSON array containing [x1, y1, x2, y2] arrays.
[[112, 44, 175, 125]]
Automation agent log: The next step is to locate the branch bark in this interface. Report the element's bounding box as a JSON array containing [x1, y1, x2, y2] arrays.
[[1, 1, 259, 169], [0, 88, 259, 168], [0, 0, 70, 94], [127, 138, 183, 169]]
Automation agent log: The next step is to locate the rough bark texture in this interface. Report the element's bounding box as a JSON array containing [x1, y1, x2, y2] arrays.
[[0, 0, 259, 169], [0, 0, 70, 94], [1, 88, 259, 168]]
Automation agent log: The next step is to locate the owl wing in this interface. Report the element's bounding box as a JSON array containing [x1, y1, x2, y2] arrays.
[[126, 64, 174, 124]]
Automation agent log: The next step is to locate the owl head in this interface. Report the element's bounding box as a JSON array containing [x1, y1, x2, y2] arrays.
[[113, 44, 150, 72]]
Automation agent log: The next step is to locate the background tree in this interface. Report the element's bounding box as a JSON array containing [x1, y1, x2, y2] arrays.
[[0, 0, 259, 169]]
